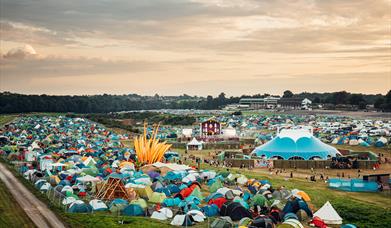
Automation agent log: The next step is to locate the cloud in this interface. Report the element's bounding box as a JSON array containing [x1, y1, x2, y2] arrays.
[[0, 0, 389, 95], [3, 44, 37, 59]]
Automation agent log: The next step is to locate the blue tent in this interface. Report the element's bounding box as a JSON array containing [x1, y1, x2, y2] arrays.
[[252, 130, 340, 160], [282, 198, 312, 217], [201, 204, 219, 217], [204, 193, 224, 202], [68, 202, 93, 213], [122, 204, 145, 216], [162, 197, 182, 207]]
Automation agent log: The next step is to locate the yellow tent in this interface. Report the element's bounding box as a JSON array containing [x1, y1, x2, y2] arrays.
[[133, 185, 153, 200]]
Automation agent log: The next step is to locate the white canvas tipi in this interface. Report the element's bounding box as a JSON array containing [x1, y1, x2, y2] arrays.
[[313, 201, 343, 225]]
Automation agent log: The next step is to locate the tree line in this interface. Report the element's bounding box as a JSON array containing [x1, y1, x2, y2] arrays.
[[1, 90, 390, 113]]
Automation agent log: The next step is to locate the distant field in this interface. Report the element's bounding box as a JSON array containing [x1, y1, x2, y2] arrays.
[[0, 180, 35, 227]]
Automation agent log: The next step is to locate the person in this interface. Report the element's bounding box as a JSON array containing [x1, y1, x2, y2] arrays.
[[290, 171, 293, 178]]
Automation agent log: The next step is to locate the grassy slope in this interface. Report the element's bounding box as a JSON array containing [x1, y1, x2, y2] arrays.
[[0, 115, 17, 126], [200, 164, 391, 227], [0, 179, 36, 227]]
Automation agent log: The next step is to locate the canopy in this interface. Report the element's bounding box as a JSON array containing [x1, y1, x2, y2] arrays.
[[252, 129, 341, 160]]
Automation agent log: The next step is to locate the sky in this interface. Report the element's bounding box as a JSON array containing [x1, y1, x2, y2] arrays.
[[0, 0, 390, 96]]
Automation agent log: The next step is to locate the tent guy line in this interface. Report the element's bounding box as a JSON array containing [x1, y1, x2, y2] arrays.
[[0, 162, 66, 228]]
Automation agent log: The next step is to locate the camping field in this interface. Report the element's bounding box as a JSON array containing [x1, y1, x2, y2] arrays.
[[0, 179, 36, 227], [1, 114, 391, 227], [2, 152, 390, 228]]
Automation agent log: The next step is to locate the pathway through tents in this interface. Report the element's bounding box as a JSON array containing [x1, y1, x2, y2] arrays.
[[0, 162, 66, 228]]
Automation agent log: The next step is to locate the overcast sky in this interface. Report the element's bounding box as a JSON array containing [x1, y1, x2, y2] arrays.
[[0, 0, 390, 96]]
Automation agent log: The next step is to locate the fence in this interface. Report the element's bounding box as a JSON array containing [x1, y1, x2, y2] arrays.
[[171, 142, 240, 150], [225, 159, 256, 168], [328, 178, 379, 192]]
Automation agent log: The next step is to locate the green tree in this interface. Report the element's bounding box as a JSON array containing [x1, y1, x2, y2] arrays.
[[283, 90, 294, 98]]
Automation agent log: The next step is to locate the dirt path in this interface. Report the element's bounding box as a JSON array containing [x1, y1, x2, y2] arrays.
[[0, 163, 66, 228]]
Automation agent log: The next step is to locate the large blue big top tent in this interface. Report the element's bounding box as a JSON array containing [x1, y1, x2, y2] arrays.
[[252, 128, 340, 160]]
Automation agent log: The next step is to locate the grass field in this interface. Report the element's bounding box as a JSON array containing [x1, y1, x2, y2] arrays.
[[0, 179, 36, 227]]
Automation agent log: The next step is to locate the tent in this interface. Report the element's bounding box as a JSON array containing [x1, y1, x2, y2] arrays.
[[211, 217, 233, 228], [149, 192, 167, 204], [130, 198, 148, 210], [187, 138, 203, 150], [77, 175, 100, 183], [278, 219, 304, 228], [128, 184, 153, 200], [68, 200, 93, 213], [283, 198, 313, 217], [109, 198, 128, 213], [375, 137, 388, 147], [201, 204, 219, 217], [151, 208, 173, 220], [122, 204, 145, 216], [171, 214, 195, 226], [62, 196, 77, 205], [252, 128, 341, 160], [313, 201, 342, 225], [89, 199, 108, 211], [187, 210, 206, 222], [250, 216, 274, 228], [220, 202, 252, 221]]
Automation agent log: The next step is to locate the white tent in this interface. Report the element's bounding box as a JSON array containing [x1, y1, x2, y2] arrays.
[[313, 201, 343, 225], [182, 173, 198, 183], [77, 175, 100, 183], [151, 208, 173, 220], [223, 126, 237, 138], [152, 162, 191, 171], [62, 196, 77, 205], [83, 156, 96, 167], [182, 128, 193, 137], [186, 138, 203, 150], [200, 170, 216, 180], [187, 210, 206, 222], [89, 199, 108, 211]]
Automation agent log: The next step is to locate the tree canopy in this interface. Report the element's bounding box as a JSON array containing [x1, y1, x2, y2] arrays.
[[0, 90, 389, 113]]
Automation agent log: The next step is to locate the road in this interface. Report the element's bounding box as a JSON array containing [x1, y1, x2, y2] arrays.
[[0, 162, 66, 228]]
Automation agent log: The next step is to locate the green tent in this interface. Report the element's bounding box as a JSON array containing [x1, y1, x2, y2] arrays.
[[218, 171, 230, 178], [211, 217, 233, 228], [82, 167, 99, 176], [130, 198, 148, 209], [190, 186, 204, 200], [251, 194, 269, 207], [210, 179, 223, 193], [149, 192, 166, 204]]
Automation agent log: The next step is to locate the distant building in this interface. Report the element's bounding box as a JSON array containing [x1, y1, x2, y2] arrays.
[[277, 98, 312, 110], [239, 96, 280, 109], [301, 98, 312, 110], [200, 118, 221, 136]]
